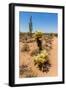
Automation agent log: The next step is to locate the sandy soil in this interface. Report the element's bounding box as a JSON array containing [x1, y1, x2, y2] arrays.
[[19, 37, 58, 77]]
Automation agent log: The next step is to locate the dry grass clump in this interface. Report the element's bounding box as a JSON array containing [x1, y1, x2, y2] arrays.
[[21, 43, 30, 52], [25, 69, 37, 77], [19, 64, 37, 78], [26, 38, 35, 43], [30, 48, 39, 56], [19, 65, 29, 75], [43, 36, 53, 51]]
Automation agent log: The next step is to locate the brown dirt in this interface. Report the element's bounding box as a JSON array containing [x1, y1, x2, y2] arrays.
[[19, 37, 58, 78]]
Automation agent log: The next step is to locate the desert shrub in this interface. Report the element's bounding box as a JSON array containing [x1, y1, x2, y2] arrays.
[[49, 33, 54, 39], [26, 38, 35, 43], [25, 74, 37, 78], [21, 43, 30, 52], [44, 42, 52, 51], [54, 34, 58, 37], [25, 69, 37, 77], [30, 49, 39, 56], [19, 65, 29, 75], [19, 64, 37, 77], [43, 36, 53, 51]]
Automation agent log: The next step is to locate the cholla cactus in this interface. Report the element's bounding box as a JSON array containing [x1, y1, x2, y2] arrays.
[[33, 50, 48, 64], [34, 31, 43, 39], [34, 31, 43, 51], [33, 50, 51, 72]]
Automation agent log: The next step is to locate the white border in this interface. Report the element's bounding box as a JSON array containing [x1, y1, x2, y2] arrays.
[[15, 6, 62, 84]]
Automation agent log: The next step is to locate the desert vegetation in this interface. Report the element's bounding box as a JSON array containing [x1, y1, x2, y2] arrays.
[[19, 13, 58, 78], [19, 31, 58, 78]]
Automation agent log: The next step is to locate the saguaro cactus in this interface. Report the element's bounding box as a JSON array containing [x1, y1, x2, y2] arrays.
[[29, 16, 32, 36]]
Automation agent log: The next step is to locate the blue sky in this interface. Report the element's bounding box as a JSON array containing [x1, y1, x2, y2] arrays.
[[19, 12, 58, 33]]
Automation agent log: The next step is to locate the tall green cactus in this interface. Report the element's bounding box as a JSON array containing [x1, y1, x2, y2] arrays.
[[29, 16, 32, 36]]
